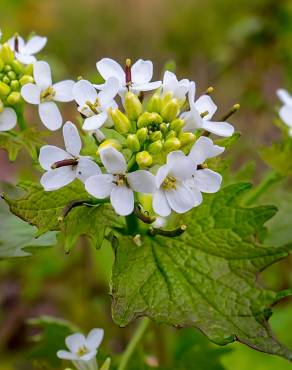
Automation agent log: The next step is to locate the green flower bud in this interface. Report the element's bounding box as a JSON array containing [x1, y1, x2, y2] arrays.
[[159, 122, 168, 134], [0, 99, 4, 113], [150, 130, 162, 141], [136, 151, 153, 167], [109, 108, 131, 134], [98, 139, 122, 153], [148, 139, 163, 154], [0, 44, 14, 64], [11, 60, 23, 75], [2, 76, 10, 85], [7, 71, 17, 81], [178, 132, 196, 147], [6, 91, 21, 105], [0, 58, 4, 72], [170, 118, 184, 132], [0, 81, 11, 96], [137, 112, 163, 128], [127, 134, 140, 152], [125, 91, 142, 120], [19, 75, 34, 86], [4, 64, 12, 72], [100, 358, 111, 370], [136, 127, 148, 143], [165, 130, 177, 139], [161, 99, 180, 122], [164, 137, 181, 152], [161, 91, 173, 108], [24, 64, 33, 76], [10, 80, 20, 91], [147, 92, 162, 113]]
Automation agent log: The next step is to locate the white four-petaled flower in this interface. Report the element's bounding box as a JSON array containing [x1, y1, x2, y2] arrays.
[[7, 34, 47, 64], [21, 61, 75, 130], [161, 70, 190, 101], [95, 58, 161, 96], [182, 82, 234, 137], [277, 88, 292, 137], [57, 328, 104, 370], [0, 107, 17, 131], [39, 121, 101, 191], [85, 147, 155, 216]]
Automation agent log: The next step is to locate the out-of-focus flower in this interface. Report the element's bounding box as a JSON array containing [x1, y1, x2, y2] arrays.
[[277, 88, 292, 137], [7, 34, 47, 64]]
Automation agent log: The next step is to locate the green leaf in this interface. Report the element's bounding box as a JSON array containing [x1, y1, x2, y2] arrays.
[[28, 315, 79, 367], [3, 180, 122, 251], [0, 202, 56, 259], [215, 132, 241, 148], [260, 140, 292, 176], [0, 131, 22, 161], [111, 183, 292, 361]]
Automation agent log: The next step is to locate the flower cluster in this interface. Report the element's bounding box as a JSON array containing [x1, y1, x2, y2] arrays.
[[277, 88, 292, 137]]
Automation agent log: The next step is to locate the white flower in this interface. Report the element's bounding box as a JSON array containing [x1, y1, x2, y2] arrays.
[[85, 147, 155, 216], [182, 82, 234, 137], [21, 61, 75, 130], [57, 328, 104, 370], [39, 121, 101, 191], [186, 136, 224, 201], [161, 70, 190, 100], [73, 78, 119, 132], [7, 34, 47, 64], [153, 152, 197, 217], [95, 58, 161, 96], [0, 107, 17, 131], [277, 88, 292, 136]]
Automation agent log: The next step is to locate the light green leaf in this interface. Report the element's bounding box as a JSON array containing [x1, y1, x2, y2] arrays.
[[260, 140, 292, 176], [111, 183, 292, 361]]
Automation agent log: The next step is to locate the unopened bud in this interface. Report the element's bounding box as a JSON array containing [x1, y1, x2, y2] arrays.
[[170, 118, 184, 132], [4, 65, 11, 73], [136, 127, 148, 143], [161, 99, 180, 122], [19, 75, 34, 86], [10, 80, 20, 91], [137, 112, 163, 128], [148, 139, 163, 154], [7, 71, 17, 81], [0, 44, 14, 64], [150, 130, 162, 141], [165, 130, 177, 139], [0, 99, 3, 112], [178, 132, 196, 147], [125, 91, 142, 120], [0, 81, 11, 96], [100, 358, 111, 370], [6, 91, 21, 105], [161, 91, 173, 108], [98, 139, 122, 153], [147, 93, 162, 113], [24, 64, 33, 76], [136, 151, 153, 167], [0, 58, 4, 72], [109, 108, 131, 134], [11, 60, 23, 75], [127, 134, 140, 152], [164, 137, 181, 152], [2, 76, 10, 85], [159, 122, 168, 134]]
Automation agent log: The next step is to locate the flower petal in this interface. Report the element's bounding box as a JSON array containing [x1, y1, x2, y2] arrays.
[[110, 185, 134, 216], [40, 167, 76, 191], [53, 80, 75, 102], [39, 102, 63, 131], [15, 52, 36, 65], [194, 95, 217, 120], [99, 147, 127, 174], [21, 83, 41, 104], [182, 108, 203, 132], [166, 150, 185, 166], [277, 89, 292, 106], [83, 112, 108, 131], [279, 104, 292, 127], [98, 77, 119, 106], [7, 36, 25, 51], [155, 164, 170, 188], [193, 169, 222, 193], [22, 36, 47, 54], [86, 328, 104, 351], [85, 174, 114, 198], [33, 61, 52, 90], [77, 157, 101, 183], [188, 81, 196, 110], [96, 58, 125, 84], [202, 120, 234, 137], [73, 79, 98, 107], [131, 81, 161, 92], [80, 351, 97, 362], [0, 108, 17, 131], [63, 121, 81, 156], [153, 189, 171, 217], [162, 71, 178, 94], [56, 350, 77, 360], [127, 170, 156, 193], [132, 59, 153, 84], [165, 184, 195, 214], [39, 145, 70, 170], [188, 136, 225, 164], [65, 333, 87, 353], [169, 157, 195, 181]]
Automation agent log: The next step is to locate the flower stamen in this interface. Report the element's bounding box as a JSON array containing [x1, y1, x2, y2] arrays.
[[41, 86, 55, 102], [162, 176, 177, 190], [76, 345, 89, 357]]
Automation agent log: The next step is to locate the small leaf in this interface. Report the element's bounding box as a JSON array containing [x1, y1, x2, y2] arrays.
[[215, 132, 241, 148], [260, 139, 292, 176], [111, 183, 292, 361]]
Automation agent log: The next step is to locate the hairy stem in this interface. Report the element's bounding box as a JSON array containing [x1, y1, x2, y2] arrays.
[[118, 318, 151, 370]]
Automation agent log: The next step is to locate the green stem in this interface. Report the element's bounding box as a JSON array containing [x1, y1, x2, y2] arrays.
[[15, 105, 27, 131], [126, 213, 139, 235], [243, 171, 283, 206], [118, 318, 151, 370]]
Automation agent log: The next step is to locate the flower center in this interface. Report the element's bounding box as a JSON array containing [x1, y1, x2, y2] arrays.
[[76, 345, 89, 357], [113, 174, 128, 187], [162, 176, 177, 190], [85, 99, 100, 115], [41, 86, 55, 102]]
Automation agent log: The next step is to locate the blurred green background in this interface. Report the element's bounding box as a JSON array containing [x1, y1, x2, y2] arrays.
[[0, 0, 292, 369]]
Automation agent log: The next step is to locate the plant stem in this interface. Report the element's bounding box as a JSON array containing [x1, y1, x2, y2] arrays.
[[243, 171, 283, 206], [15, 105, 27, 131], [118, 318, 151, 370], [126, 213, 139, 234]]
